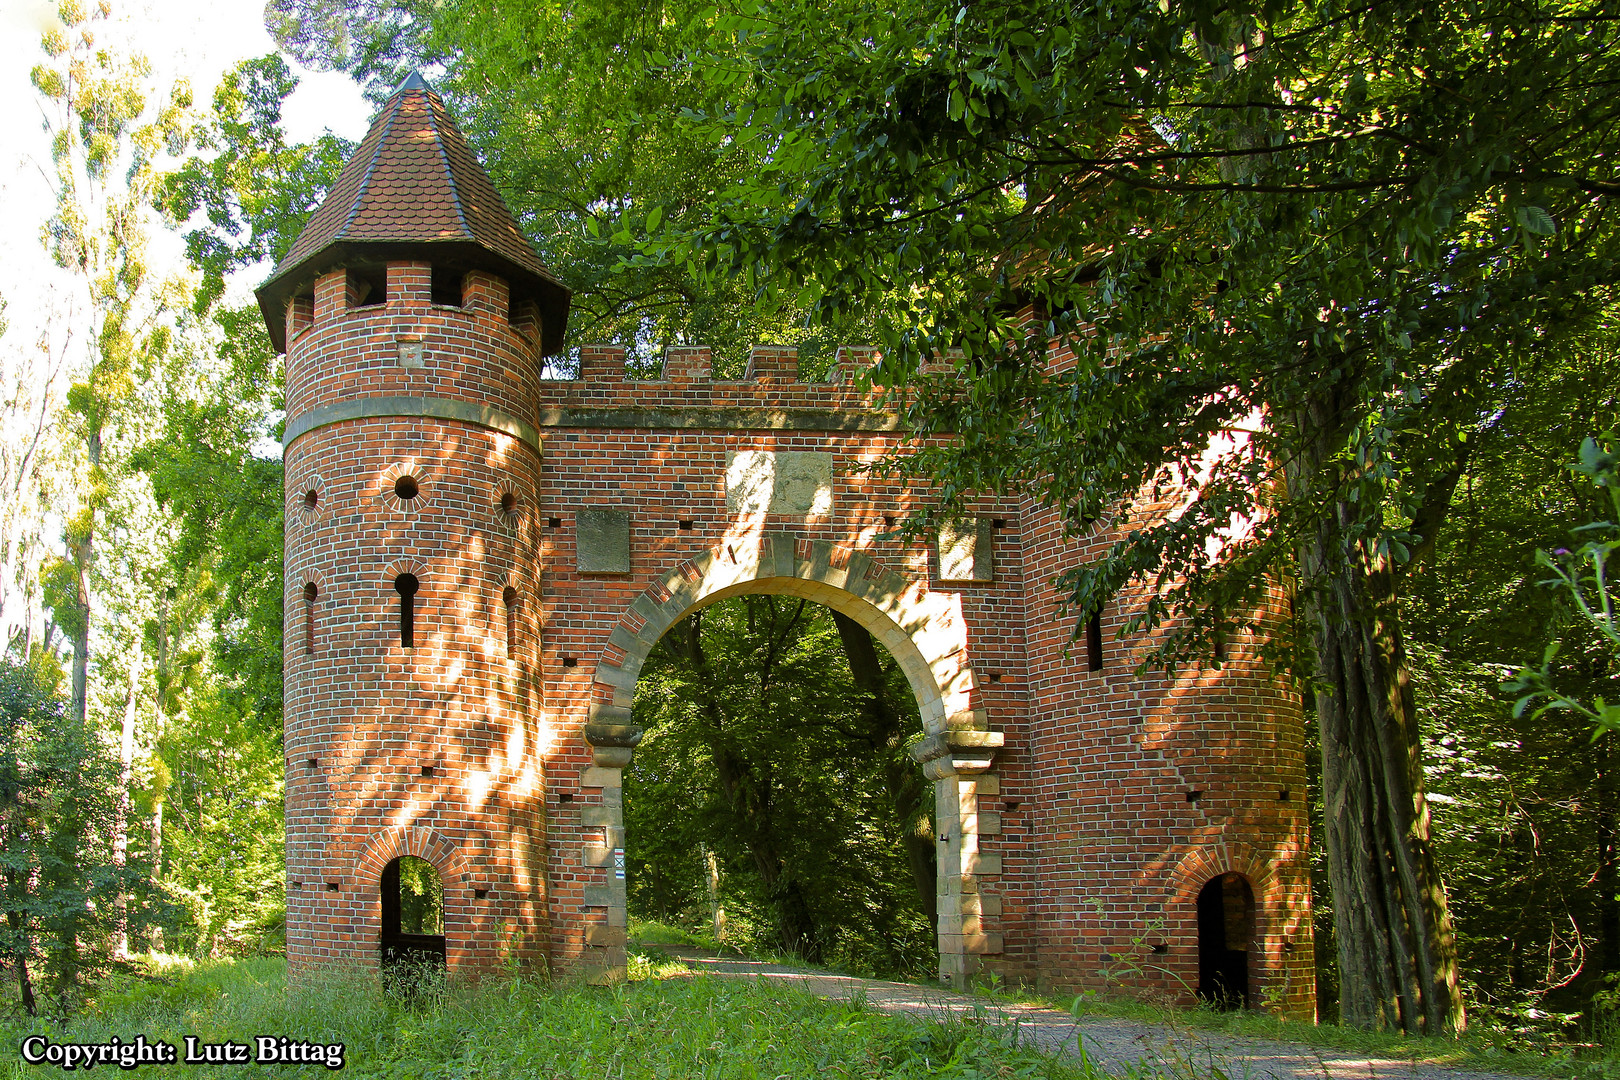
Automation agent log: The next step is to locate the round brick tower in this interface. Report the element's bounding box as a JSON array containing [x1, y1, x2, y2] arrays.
[[257, 72, 571, 978]]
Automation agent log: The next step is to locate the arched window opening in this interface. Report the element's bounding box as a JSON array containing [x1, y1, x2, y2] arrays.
[[379, 855, 445, 982], [503, 586, 518, 660], [430, 266, 464, 308], [1197, 872, 1254, 1009], [303, 582, 318, 655], [395, 574, 420, 648]]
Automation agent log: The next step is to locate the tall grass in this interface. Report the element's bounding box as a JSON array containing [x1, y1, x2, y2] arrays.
[[1, 957, 1098, 1079]]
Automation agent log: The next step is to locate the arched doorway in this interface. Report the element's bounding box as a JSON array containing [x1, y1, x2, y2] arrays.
[[624, 593, 938, 972], [1196, 872, 1254, 1008], [380, 855, 446, 978], [584, 534, 1004, 987]]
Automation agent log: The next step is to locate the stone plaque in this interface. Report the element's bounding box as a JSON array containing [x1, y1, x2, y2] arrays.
[[577, 509, 630, 574], [725, 450, 834, 516], [936, 518, 994, 583]]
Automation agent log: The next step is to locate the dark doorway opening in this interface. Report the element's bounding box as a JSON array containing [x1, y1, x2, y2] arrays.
[[1197, 872, 1253, 1008], [380, 855, 445, 983]]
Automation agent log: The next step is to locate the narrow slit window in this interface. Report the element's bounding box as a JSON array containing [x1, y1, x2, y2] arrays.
[[503, 586, 518, 660], [303, 583, 318, 655], [1086, 612, 1104, 671], [395, 574, 420, 648]]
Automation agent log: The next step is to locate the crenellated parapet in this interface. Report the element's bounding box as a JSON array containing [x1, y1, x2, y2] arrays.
[[531, 344, 895, 432]]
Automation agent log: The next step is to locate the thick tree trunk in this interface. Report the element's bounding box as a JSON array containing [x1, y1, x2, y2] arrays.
[[1291, 394, 1464, 1034]]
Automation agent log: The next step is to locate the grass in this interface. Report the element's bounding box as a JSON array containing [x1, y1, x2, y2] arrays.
[[0, 956, 1098, 1079]]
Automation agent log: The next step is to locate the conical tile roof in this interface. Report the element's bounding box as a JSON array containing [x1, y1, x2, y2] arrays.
[[256, 71, 570, 355]]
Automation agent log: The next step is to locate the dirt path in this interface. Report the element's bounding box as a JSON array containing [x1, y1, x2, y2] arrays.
[[645, 947, 1534, 1080]]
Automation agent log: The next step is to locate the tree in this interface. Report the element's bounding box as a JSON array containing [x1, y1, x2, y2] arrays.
[[645, 0, 1620, 1033], [31, 0, 190, 728], [0, 650, 145, 1016]]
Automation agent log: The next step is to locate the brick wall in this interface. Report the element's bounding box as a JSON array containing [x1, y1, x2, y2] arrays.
[[282, 265, 1312, 1014]]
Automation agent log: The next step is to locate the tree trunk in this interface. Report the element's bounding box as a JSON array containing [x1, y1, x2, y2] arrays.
[[6, 907, 35, 1017], [1290, 392, 1464, 1034], [112, 653, 141, 958], [667, 613, 823, 958], [69, 427, 99, 728], [830, 612, 938, 927]]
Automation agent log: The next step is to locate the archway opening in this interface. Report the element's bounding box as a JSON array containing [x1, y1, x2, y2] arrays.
[[624, 592, 939, 977], [1197, 872, 1254, 1009], [380, 855, 445, 980]]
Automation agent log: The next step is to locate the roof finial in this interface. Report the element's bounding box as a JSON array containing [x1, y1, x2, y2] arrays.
[[394, 70, 431, 94]]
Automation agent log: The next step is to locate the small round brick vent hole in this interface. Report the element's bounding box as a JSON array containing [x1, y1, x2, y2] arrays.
[[547, 516, 562, 528], [500, 492, 517, 514], [474, 888, 488, 900], [394, 475, 420, 500], [562, 656, 578, 668], [304, 489, 319, 509], [420, 765, 435, 777], [1186, 790, 1204, 803]]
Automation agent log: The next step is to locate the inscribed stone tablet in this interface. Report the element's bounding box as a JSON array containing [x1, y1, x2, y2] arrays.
[[725, 450, 834, 515], [577, 509, 631, 574]]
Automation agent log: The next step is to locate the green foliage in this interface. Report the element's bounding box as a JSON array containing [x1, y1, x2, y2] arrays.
[[627, 596, 935, 976], [1506, 433, 1620, 734], [0, 957, 1094, 1079], [134, 305, 285, 732], [395, 856, 443, 936], [657, 0, 1620, 671], [157, 55, 352, 313], [0, 651, 149, 1017]]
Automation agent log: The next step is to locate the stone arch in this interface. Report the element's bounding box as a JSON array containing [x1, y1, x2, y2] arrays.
[[582, 529, 1003, 988], [589, 531, 983, 737]]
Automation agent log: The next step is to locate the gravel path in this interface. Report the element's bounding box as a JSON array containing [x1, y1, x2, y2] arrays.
[[645, 946, 1534, 1080]]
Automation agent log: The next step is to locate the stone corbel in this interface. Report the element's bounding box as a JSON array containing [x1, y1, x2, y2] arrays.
[[585, 703, 643, 768], [912, 729, 1004, 780]]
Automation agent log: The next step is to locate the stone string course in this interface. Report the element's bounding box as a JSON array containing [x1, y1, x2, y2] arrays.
[[281, 259, 1312, 1014]]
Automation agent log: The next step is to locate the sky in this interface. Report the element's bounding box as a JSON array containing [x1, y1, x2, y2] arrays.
[[0, 0, 374, 323]]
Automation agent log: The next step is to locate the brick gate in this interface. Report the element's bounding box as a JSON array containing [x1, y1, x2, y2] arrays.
[[265, 73, 1315, 1014]]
